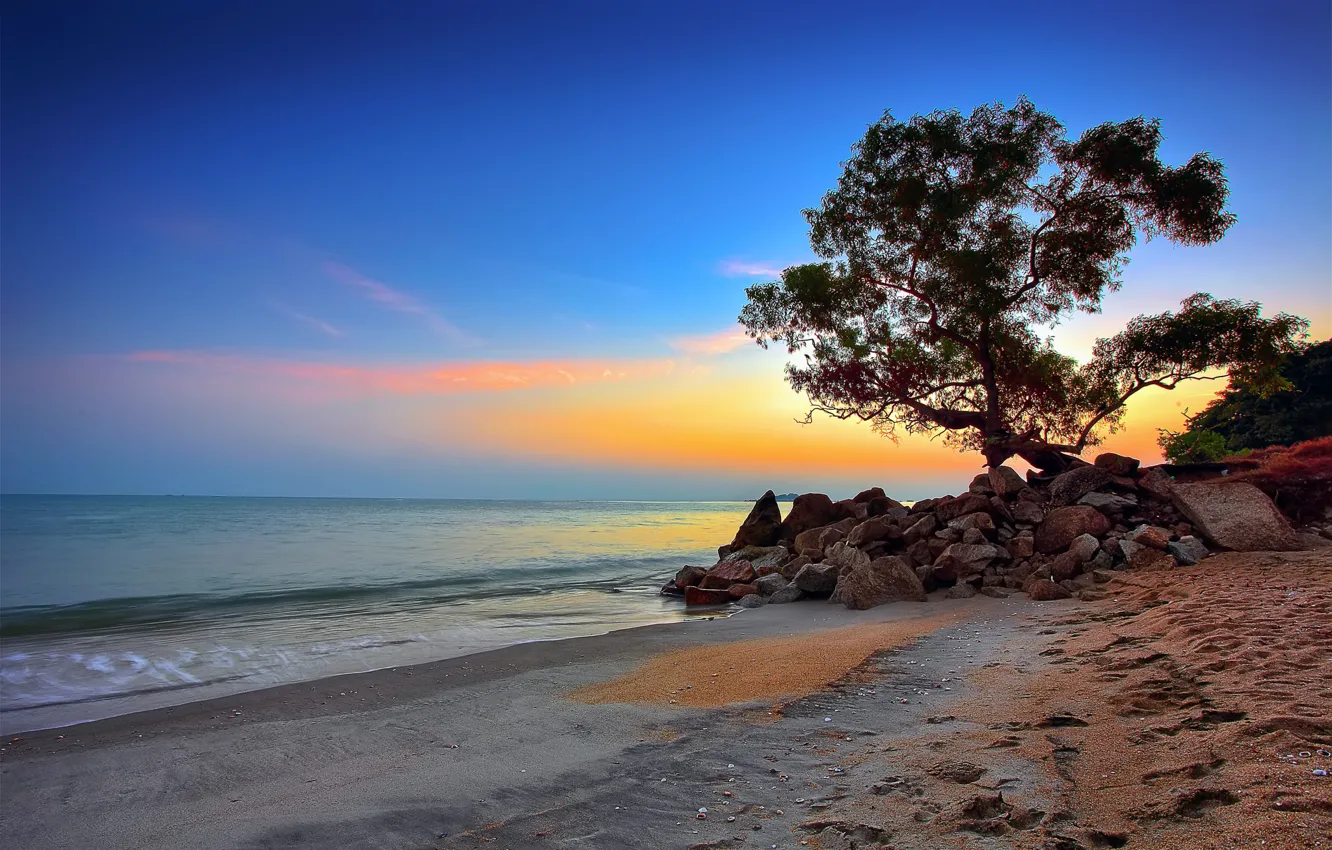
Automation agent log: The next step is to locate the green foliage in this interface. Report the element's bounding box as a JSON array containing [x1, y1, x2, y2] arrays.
[[1157, 339, 1332, 460], [1157, 427, 1230, 464], [739, 98, 1309, 466]]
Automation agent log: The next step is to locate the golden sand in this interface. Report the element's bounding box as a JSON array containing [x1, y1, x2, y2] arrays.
[[568, 611, 966, 709]]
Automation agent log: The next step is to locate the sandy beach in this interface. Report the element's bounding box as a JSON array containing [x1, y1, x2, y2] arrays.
[[3, 552, 1329, 849]]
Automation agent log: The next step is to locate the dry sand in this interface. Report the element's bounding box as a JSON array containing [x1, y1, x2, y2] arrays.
[[570, 610, 966, 709]]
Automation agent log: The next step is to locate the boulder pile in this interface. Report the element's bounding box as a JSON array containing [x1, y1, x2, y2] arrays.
[[661, 452, 1332, 610]]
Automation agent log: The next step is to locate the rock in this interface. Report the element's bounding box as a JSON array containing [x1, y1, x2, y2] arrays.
[[1011, 501, 1044, 524], [1137, 466, 1176, 498], [945, 583, 977, 599], [1006, 535, 1034, 558], [1090, 550, 1113, 571], [674, 565, 707, 590], [933, 543, 1008, 582], [1049, 466, 1113, 506], [824, 540, 873, 573], [846, 515, 903, 549], [1129, 525, 1170, 550], [914, 563, 938, 591], [793, 518, 857, 558], [935, 493, 993, 522], [853, 487, 886, 503], [1027, 579, 1072, 601], [729, 490, 784, 549], [967, 473, 995, 495], [754, 573, 789, 596], [706, 559, 757, 585], [792, 562, 840, 595], [905, 539, 933, 566], [834, 498, 863, 521], [863, 496, 905, 518], [831, 555, 927, 609], [779, 554, 811, 580], [1091, 569, 1117, 584], [736, 594, 766, 609], [988, 496, 1013, 522], [1068, 533, 1101, 563], [1035, 506, 1111, 554], [1298, 532, 1332, 550], [779, 493, 852, 540], [979, 586, 1010, 598], [988, 465, 1028, 498], [1170, 482, 1301, 551], [961, 528, 987, 545], [1079, 491, 1137, 513], [947, 512, 996, 537], [721, 545, 793, 571], [728, 582, 759, 599], [684, 586, 732, 606], [660, 581, 683, 596], [1050, 551, 1083, 581], [767, 583, 805, 604], [902, 513, 938, 546], [1165, 535, 1209, 566], [1094, 452, 1140, 476], [910, 497, 939, 513]]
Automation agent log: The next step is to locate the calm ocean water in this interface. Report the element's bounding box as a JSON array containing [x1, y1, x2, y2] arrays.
[[0, 495, 749, 732]]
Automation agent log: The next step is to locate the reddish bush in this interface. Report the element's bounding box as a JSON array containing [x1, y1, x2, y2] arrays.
[[1224, 436, 1332, 524]]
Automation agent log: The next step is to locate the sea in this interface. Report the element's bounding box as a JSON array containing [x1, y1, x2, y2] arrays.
[[0, 495, 751, 733]]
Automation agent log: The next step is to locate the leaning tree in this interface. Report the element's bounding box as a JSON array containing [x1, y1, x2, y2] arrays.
[[739, 98, 1308, 471]]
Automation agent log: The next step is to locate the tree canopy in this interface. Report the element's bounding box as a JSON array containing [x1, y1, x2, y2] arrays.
[[1159, 338, 1332, 463], [739, 98, 1309, 469]]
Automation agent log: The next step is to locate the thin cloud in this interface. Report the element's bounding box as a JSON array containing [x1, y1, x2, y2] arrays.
[[267, 300, 344, 338], [669, 326, 753, 356], [719, 259, 784, 278], [126, 350, 676, 395], [324, 261, 479, 346]]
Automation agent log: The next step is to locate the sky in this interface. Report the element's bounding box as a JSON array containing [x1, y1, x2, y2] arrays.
[[2, 0, 1329, 500]]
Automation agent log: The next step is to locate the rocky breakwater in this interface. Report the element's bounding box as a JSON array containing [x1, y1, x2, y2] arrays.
[[661, 451, 1332, 610]]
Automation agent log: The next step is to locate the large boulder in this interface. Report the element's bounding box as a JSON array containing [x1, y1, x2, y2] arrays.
[[932, 542, 1008, 583], [902, 513, 938, 546], [1170, 482, 1300, 551], [700, 560, 756, 588], [792, 562, 840, 595], [1035, 506, 1111, 554], [728, 491, 784, 550], [720, 545, 793, 571], [753, 573, 789, 596], [831, 556, 927, 610], [1026, 578, 1072, 601], [768, 583, 806, 604], [853, 487, 886, 503], [824, 540, 873, 573], [1048, 466, 1113, 506], [727, 583, 759, 599], [780, 493, 852, 540], [1067, 533, 1101, 563], [935, 493, 993, 522], [1079, 491, 1137, 513], [684, 586, 732, 606], [988, 465, 1029, 498], [846, 515, 903, 549], [793, 518, 857, 558], [1093, 452, 1141, 476], [674, 565, 707, 590]]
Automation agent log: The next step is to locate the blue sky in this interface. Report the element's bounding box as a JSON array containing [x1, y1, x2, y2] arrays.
[[2, 0, 1329, 498]]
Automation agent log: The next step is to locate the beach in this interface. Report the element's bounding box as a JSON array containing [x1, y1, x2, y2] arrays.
[[4, 549, 1328, 848]]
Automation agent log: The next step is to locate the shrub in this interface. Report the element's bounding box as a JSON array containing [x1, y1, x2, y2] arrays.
[[1224, 436, 1332, 525]]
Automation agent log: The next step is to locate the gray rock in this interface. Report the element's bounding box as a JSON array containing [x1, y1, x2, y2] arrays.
[[736, 594, 767, 608], [1165, 535, 1209, 566], [948, 511, 996, 537], [967, 473, 996, 495], [793, 562, 840, 594], [988, 465, 1028, 498], [830, 555, 928, 609], [1011, 501, 1044, 524], [914, 563, 938, 592], [793, 518, 857, 558], [979, 586, 1010, 598], [767, 583, 806, 604], [1090, 550, 1113, 571], [1049, 466, 1112, 506], [1035, 506, 1111, 554], [933, 542, 1008, 582], [1170, 482, 1301, 552], [753, 573, 790, 596], [721, 545, 792, 570], [935, 493, 993, 521], [824, 540, 872, 573], [1068, 533, 1101, 563], [1078, 491, 1137, 513], [961, 528, 987, 545], [944, 583, 977, 599]]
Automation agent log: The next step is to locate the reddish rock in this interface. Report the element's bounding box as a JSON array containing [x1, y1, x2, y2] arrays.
[[1026, 579, 1073, 601], [967, 473, 995, 495], [830, 556, 927, 609], [779, 493, 853, 540], [1094, 452, 1141, 476], [1035, 506, 1112, 554], [1050, 551, 1082, 581], [701, 560, 756, 588], [1011, 500, 1044, 524], [854, 487, 886, 503], [1006, 535, 1034, 559], [902, 513, 938, 546], [727, 582, 759, 599], [792, 562, 840, 594], [1130, 525, 1170, 550], [728, 490, 783, 549], [1136, 466, 1176, 498], [988, 465, 1028, 498], [947, 512, 995, 537], [1170, 482, 1300, 552], [935, 493, 993, 522], [846, 515, 902, 548], [683, 586, 732, 606], [793, 518, 856, 558], [932, 543, 1007, 582], [674, 565, 707, 590]]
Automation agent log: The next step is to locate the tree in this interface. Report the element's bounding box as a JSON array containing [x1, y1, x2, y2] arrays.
[[739, 98, 1309, 470], [1158, 338, 1332, 462]]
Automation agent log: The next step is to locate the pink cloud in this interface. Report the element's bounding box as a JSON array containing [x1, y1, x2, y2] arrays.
[[719, 259, 784, 278], [125, 350, 676, 395], [324, 262, 478, 345], [669, 326, 753, 356]]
